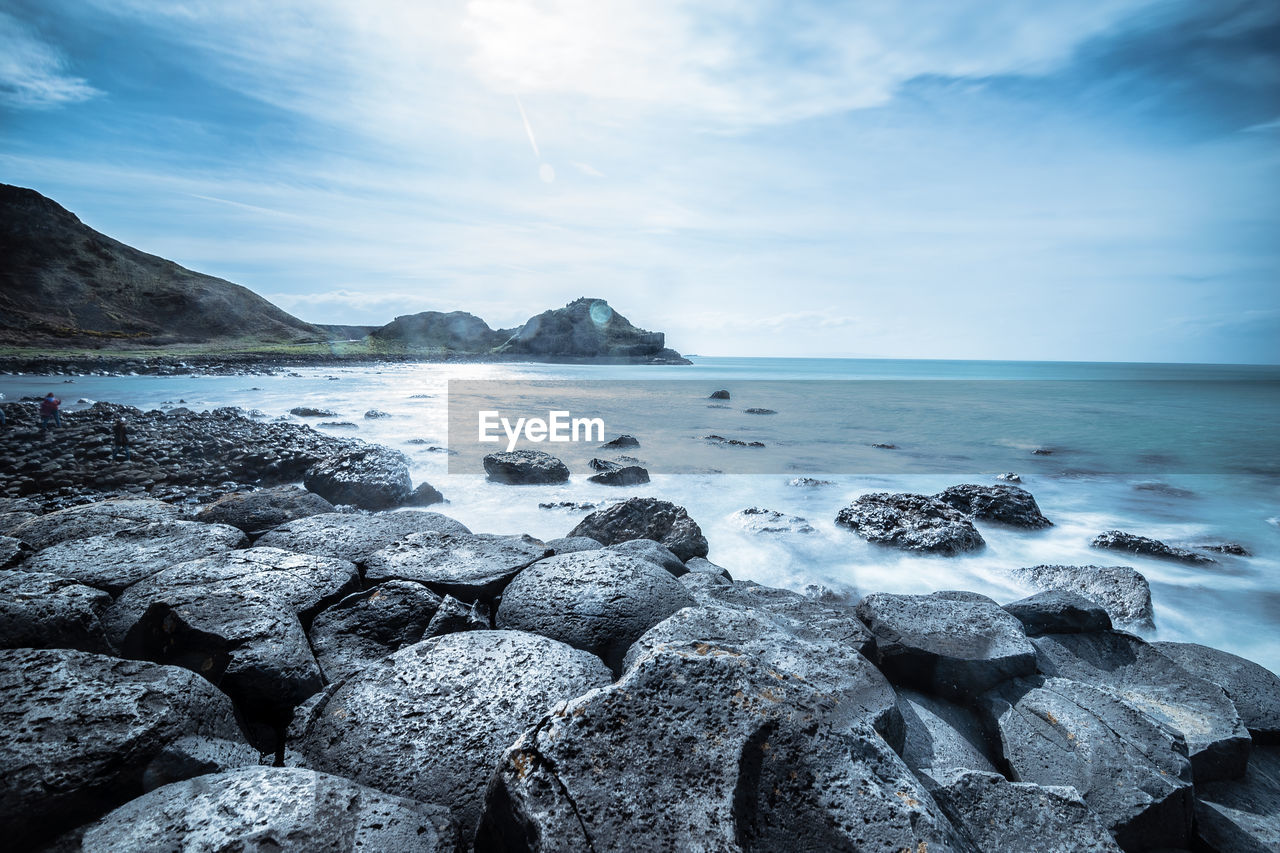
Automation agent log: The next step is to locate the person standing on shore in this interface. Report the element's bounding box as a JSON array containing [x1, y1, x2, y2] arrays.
[[112, 417, 131, 461], [39, 393, 61, 432]]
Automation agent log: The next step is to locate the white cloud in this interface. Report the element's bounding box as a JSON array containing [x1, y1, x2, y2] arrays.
[[0, 11, 101, 108]]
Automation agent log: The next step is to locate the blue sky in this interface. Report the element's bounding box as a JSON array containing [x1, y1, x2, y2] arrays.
[[2, 0, 1277, 362]]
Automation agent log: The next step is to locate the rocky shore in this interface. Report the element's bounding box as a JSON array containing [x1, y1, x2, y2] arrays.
[[0, 406, 1277, 851]]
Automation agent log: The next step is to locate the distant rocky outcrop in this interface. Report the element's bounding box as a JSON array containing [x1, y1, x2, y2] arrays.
[[493, 297, 687, 363], [369, 311, 505, 352]]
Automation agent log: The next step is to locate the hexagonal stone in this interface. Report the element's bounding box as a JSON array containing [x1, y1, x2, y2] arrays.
[[254, 510, 470, 564], [364, 532, 550, 601]]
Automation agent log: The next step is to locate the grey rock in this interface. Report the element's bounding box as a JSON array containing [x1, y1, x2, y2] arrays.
[[195, 485, 336, 536], [1033, 631, 1251, 781], [0, 570, 112, 653], [78, 766, 459, 853], [1194, 745, 1280, 853], [836, 492, 985, 555], [364, 408, 391, 419], [568, 496, 709, 560], [309, 581, 444, 682], [1010, 564, 1155, 628], [709, 389, 731, 399], [787, 476, 833, 487], [0, 648, 256, 850], [730, 506, 816, 535], [20, 520, 248, 594], [601, 434, 639, 448], [586, 464, 650, 486], [255, 510, 471, 563], [483, 450, 570, 484], [424, 594, 490, 636], [546, 535, 604, 554], [290, 630, 611, 844], [1003, 589, 1112, 635], [290, 407, 339, 417], [684, 577, 873, 655], [1153, 641, 1280, 741], [982, 676, 1193, 851], [7, 498, 182, 549], [496, 550, 694, 671], [603, 538, 686, 576], [935, 483, 1053, 528], [365, 532, 550, 601], [897, 688, 1000, 787], [856, 591, 1037, 701], [0, 534, 29, 568], [406, 481, 445, 506], [1194, 541, 1251, 556], [304, 446, 414, 510], [682, 557, 734, 581], [930, 770, 1121, 853], [743, 407, 776, 414], [1091, 529, 1216, 564], [588, 457, 618, 472], [996, 472, 1021, 482]]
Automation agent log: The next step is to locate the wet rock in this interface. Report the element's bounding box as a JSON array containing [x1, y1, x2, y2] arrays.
[[20, 520, 248, 594], [255, 510, 471, 563], [982, 676, 1193, 851], [1194, 541, 1251, 556], [730, 506, 815, 535], [0, 648, 256, 850], [309, 581, 444, 682], [568, 496, 708, 561], [787, 476, 833, 487], [303, 446, 413, 510], [743, 407, 776, 414], [855, 591, 1037, 701], [406, 481, 445, 506], [476, 646, 965, 853], [290, 630, 611, 844], [683, 556, 734, 581], [539, 500, 602, 511], [603, 538, 685, 576], [289, 407, 338, 417], [1032, 631, 1251, 781], [601, 434, 640, 448], [1009, 564, 1154, 629], [364, 409, 391, 419], [871, 442, 897, 449], [0, 534, 29, 568], [195, 485, 336, 536], [930, 770, 1122, 853], [78, 766, 459, 853], [587, 464, 650, 486], [424, 594, 490, 636], [709, 389, 730, 399], [483, 450, 570, 485], [1003, 589, 1112, 635], [588, 458, 619, 472], [1152, 641, 1280, 740], [546, 535, 604, 554], [896, 688, 999, 787], [365, 532, 550, 601], [7, 498, 182, 549], [1091, 529, 1215, 564], [1194, 745, 1280, 853], [496, 550, 694, 671], [0, 570, 112, 653], [935, 483, 1053, 528], [683, 577, 874, 656], [836, 492, 985, 555], [996, 472, 1021, 482]]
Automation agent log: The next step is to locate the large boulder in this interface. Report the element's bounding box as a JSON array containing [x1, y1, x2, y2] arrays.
[[309, 581, 444, 682], [1091, 529, 1215, 564], [855, 591, 1037, 701], [483, 450, 570, 484], [982, 676, 1194, 851], [1194, 745, 1280, 852], [1009, 564, 1154, 628], [1003, 589, 1112, 635], [835, 493, 985, 555], [304, 446, 413, 509], [0, 648, 257, 850], [1032, 631, 1251, 781], [255, 510, 470, 563], [1153, 641, 1280, 740], [5, 498, 182, 549], [195, 485, 336, 536], [19, 520, 248, 594], [496, 550, 693, 671], [77, 766, 459, 852], [476, 646, 966, 852], [290, 631, 611, 844], [934, 483, 1053, 528], [568, 497, 708, 561], [364, 532, 551, 601], [896, 688, 1000, 787], [0, 569, 112, 653]]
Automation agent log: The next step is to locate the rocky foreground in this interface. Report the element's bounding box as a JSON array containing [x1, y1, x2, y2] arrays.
[[0, 412, 1277, 852]]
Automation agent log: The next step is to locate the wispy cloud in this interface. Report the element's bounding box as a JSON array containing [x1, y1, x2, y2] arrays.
[[0, 11, 101, 108]]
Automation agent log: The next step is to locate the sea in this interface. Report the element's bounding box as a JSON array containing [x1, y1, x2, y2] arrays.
[[4, 356, 1278, 672]]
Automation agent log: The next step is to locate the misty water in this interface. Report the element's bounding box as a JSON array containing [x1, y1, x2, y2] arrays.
[[5, 356, 1278, 672]]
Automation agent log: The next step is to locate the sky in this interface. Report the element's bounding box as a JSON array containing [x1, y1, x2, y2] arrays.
[[1, 0, 1277, 363]]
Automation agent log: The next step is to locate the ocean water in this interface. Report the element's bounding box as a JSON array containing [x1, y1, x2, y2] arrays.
[[4, 356, 1278, 672]]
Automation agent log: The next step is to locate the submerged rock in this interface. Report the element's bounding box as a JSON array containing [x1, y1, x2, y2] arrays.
[[1152, 641, 1280, 740], [568, 497, 708, 560], [835, 492, 985, 555], [1009, 564, 1154, 628], [0, 569, 113, 653], [364, 532, 550, 601], [195, 485, 336, 536], [586, 464, 650, 486], [1003, 589, 1112, 636], [483, 450, 570, 484], [1091, 529, 1216, 564], [303, 446, 413, 510], [935, 483, 1052, 528], [290, 407, 338, 417], [254, 510, 470, 563], [730, 506, 816, 535]]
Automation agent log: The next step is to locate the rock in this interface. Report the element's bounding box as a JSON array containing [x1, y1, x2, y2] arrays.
[[476, 646, 965, 852], [0, 534, 29, 568], [896, 688, 1000, 787], [589, 458, 619, 472], [603, 538, 686, 576], [195, 485, 336, 536], [0, 648, 257, 849], [1194, 745, 1280, 853], [482, 450, 570, 485], [255, 510, 471, 563], [1009, 564, 1154, 628], [743, 407, 776, 414], [496, 550, 694, 671], [1152, 641, 1280, 741], [709, 389, 730, 399], [587, 465, 650, 486], [318, 420, 357, 429], [601, 434, 639, 448], [365, 532, 550, 601], [682, 578, 874, 656], [406, 481, 445, 506], [996, 472, 1021, 482], [290, 630, 611, 844], [289, 407, 338, 417], [6, 498, 182, 549], [1031, 448, 1053, 455], [1195, 541, 1251, 556], [0, 570, 112, 653], [309, 581, 444, 682], [623, 602, 902, 745], [982, 676, 1193, 851], [835, 492, 985, 555], [304, 446, 413, 510], [20, 520, 248, 594], [855, 591, 1037, 701], [1032, 631, 1251, 781], [682, 557, 733, 581], [934, 483, 1053, 528], [78, 766, 460, 853], [1091, 529, 1216, 564], [871, 442, 898, 449], [424, 594, 490, 636], [1003, 589, 1112, 635], [930, 770, 1122, 853], [491, 298, 680, 361], [787, 476, 833, 487], [364, 409, 391, 419], [539, 500, 602, 511], [568, 497, 708, 561], [730, 506, 815, 535], [546, 535, 604, 554]]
